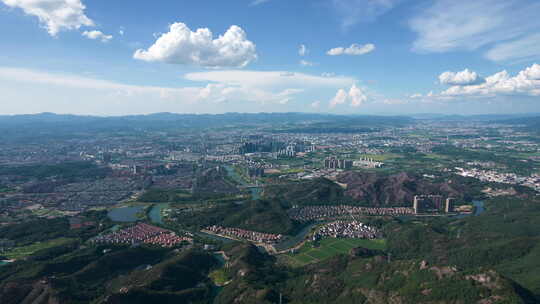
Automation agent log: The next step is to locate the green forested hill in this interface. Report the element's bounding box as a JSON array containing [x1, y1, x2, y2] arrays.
[[1, 196, 539, 303]]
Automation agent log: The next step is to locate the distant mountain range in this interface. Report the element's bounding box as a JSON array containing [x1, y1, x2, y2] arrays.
[[1, 112, 538, 123], [0, 113, 538, 137], [410, 113, 540, 121]]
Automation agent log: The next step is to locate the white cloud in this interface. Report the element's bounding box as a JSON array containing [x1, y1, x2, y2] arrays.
[[82, 30, 112, 42], [0, 67, 306, 108], [118, 27, 124, 36], [329, 89, 348, 108], [250, 0, 269, 6], [311, 100, 321, 108], [299, 60, 314, 67], [133, 22, 257, 68], [329, 84, 367, 107], [327, 43, 375, 56], [439, 69, 483, 86], [1, 0, 94, 36], [195, 83, 301, 105], [521, 64, 540, 80], [185, 70, 355, 90], [441, 64, 540, 97], [299, 44, 308, 56], [331, 0, 402, 29], [409, 0, 540, 62], [348, 84, 367, 107], [0, 66, 195, 96], [0, 68, 351, 108], [410, 93, 422, 98], [485, 34, 540, 63]]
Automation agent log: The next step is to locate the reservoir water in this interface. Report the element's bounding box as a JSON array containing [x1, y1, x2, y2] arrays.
[[107, 205, 144, 222], [274, 223, 318, 251], [149, 203, 169, 224]]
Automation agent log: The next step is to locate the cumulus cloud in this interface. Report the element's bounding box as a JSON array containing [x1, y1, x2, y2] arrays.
[[327, 43, 375, 56], [299, 60, 314, 67], [331, 0, 402, 29], [409, 0, 540, 62], [133, 22, 257, 68], [299, 44, 308, 56], [348, 84, 367, 107], [439, 69, 483, 86], [441, 63, 540, 97], [329, 89, 348, 108], [1, 0, 94, 36], [82, 30, 113, 42], [521, 64, 540, 80], [329, 84, 367, 107]]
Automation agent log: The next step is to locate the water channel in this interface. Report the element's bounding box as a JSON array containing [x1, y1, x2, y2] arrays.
[[0, 261, 12, 267], [274, 223, 318, 251], [223, 165, 261, 200]]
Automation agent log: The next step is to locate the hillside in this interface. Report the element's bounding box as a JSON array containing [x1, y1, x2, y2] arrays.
[[172, 200, 298, 235], [337, 171, 466, 206], [263, 178, 346, 205], [103, 250, 217, 304], [1, 196, 540, 303], [215, 244, 528, 304], [0, 247, 217, 304]]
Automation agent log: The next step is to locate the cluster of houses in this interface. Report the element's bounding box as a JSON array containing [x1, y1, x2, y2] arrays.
[[142, 233, 192, 247], [456, 167, 540, 192], [204, 225, 283, 244], [314, 220, 380, 240], [92, 223, 191, 248], [288, 205, 414, 221]]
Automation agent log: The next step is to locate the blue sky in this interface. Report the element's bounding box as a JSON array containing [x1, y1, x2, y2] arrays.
[[0, 0, 539, 115]]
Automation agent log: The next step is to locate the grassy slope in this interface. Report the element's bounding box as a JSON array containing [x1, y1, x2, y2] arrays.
[[283, 238, 386, 267]]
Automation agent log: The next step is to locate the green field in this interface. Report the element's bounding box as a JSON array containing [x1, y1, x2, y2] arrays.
[[209, 268, 231, 286], [30, 208, 66, 218], [3, 237, 75, 260], [358, 153, 401, 161], [282, 238, 386, 267]]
